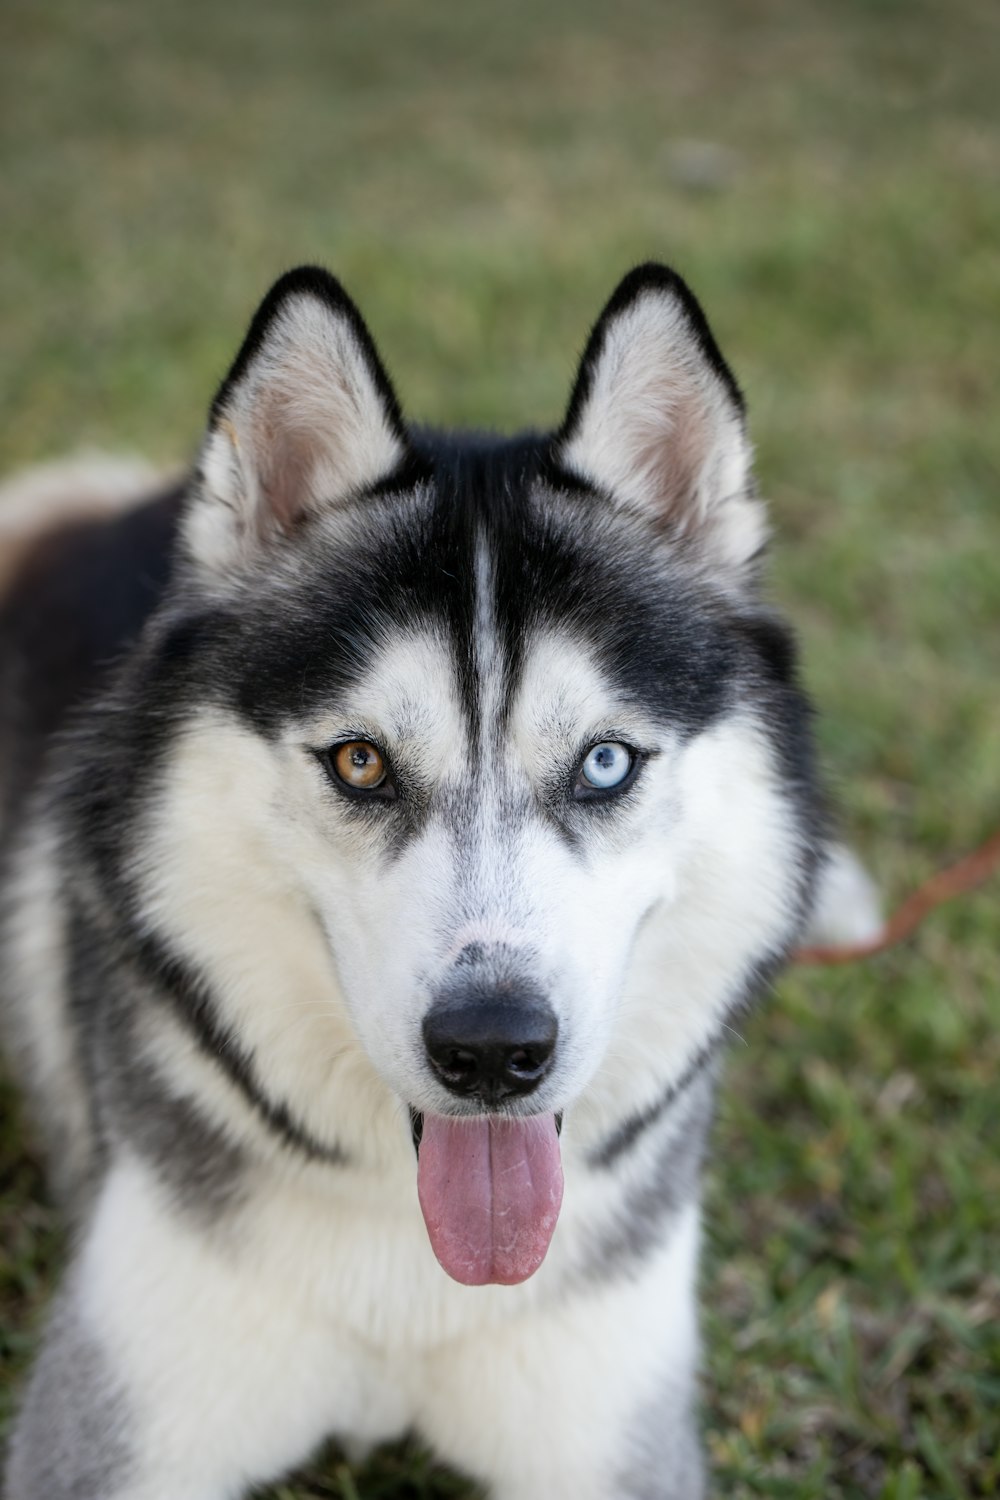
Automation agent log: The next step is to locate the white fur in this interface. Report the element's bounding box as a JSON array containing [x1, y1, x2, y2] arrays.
[[0, 452, 165, 536], [803, 841, 883, 947], [72, 1153, 700, 1499]]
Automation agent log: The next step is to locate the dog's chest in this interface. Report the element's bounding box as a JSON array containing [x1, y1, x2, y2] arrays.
[[225, 1140, 631, 1352]]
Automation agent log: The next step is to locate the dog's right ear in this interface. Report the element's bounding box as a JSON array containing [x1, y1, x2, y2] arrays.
[[182, 267, 408, 580]]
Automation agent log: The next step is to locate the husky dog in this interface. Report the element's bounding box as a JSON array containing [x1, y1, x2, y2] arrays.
[[0, 265, 879, 1499]]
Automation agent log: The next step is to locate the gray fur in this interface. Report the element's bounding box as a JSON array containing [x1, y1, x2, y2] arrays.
[[581, 1072, 714, 1284], [107, 1054, 249, 1220], [62, 887, 252, 1220], [4, 1295, 133, 1500], [618, 1377, 706, 1500]]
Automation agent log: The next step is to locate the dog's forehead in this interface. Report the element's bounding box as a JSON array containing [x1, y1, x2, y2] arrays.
[[291, 623, 629, 760], [340, 628, 464, 741], [292, 626, 468, 757], [232, 447, 736, 742], [511, 630, 643, 745], [282, 577, 641, 768]]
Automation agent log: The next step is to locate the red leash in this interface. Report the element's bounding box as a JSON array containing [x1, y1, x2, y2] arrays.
[[793, 827, 1000, 966]]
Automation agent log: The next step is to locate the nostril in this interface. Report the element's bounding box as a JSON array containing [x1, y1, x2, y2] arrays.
[[506, 1044, 551, 1079], [441, 1047, 479, 1081]]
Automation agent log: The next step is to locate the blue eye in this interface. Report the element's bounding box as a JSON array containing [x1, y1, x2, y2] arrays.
[[578, 742, 634, 792]]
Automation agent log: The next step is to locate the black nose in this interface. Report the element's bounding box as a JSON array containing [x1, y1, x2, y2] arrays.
[[423, 997, 558, 1104]]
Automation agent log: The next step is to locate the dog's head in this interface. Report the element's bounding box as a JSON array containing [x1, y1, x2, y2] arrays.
[[122, 266, 821, 1282]]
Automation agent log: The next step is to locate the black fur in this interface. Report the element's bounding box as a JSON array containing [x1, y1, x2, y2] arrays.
[[588, 1042, 717, 1169], [126, 930, 348, 1168], [0, 483, 182, 831]]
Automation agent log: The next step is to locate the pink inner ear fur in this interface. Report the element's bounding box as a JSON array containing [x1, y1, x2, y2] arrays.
[[215, 305, 403, 546], [249, 395, 321, 536], [631, 383, 714, 530]]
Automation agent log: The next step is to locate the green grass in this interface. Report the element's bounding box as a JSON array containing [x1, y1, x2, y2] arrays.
[[1, 0, 998, 1493]]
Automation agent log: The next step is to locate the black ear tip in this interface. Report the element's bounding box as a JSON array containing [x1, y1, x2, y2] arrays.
[[590, 261, 745, 416], [273, 262, 339, 285], [242, 265, 364, 340], [601, 261, 697, 316]]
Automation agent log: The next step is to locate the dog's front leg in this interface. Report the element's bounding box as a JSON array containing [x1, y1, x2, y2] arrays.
[[415, 1205, 705, 1500], [3, 1156, 380, 1500]]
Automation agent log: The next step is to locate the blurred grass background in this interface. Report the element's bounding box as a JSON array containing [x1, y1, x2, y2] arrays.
[[1, 0, 998, 1494]]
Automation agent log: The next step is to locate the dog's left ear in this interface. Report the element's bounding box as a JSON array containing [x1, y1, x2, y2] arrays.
[[184, 267, 407, 579], [557, 264, 766, 582]]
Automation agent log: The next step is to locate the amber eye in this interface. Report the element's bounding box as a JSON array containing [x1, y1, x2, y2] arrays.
[[331, 740, 389, 793]]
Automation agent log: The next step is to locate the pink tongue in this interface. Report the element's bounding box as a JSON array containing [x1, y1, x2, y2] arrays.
[[417, 1113, 564, 1285]]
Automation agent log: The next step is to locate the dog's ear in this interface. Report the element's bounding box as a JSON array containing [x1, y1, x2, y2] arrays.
[[183, 267, 407, 578], [557, 264, 766, 582]]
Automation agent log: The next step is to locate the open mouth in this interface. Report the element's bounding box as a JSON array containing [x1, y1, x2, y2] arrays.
[[408, 1108, 565, 1287], [409, 1108, 563, 1153]]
